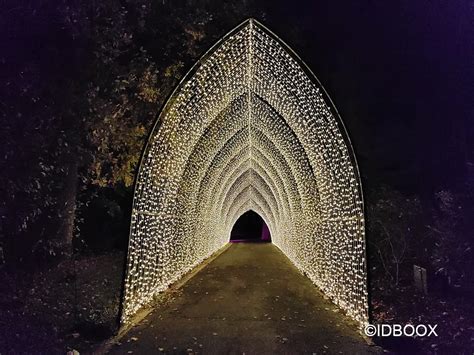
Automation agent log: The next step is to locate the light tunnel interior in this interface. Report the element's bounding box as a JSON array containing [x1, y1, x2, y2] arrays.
[[122, 19, 368, 327]]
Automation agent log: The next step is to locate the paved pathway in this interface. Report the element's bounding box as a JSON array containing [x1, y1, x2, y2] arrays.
[[107, 243, 381, 354]]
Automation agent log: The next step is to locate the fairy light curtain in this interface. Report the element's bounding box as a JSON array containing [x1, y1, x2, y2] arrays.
[[122, 19, 368, 327]]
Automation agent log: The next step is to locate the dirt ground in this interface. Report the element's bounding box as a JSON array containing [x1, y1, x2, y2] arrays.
[[106, 243, 381, 354], [0, 252, 125, 354]]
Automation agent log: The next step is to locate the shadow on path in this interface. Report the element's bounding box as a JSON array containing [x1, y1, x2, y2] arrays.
[[107, 243, 381, 354]]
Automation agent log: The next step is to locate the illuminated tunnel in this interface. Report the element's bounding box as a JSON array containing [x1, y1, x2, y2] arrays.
[[122, 19, 368, 327]]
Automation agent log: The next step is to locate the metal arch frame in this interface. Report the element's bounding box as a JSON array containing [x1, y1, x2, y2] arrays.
[[121, 18, 368, 327]]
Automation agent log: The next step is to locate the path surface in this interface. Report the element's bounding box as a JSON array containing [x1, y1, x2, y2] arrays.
[[107, 243, 381, 354]]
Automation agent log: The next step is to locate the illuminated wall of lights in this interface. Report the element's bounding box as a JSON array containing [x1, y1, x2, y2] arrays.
[[122, 19, 368, 327]]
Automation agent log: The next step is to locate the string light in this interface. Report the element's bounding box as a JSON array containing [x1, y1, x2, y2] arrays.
[[122, 19, 368, 328]]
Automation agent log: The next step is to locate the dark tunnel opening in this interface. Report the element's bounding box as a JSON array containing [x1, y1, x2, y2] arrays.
[[230, 210, 271, 243]]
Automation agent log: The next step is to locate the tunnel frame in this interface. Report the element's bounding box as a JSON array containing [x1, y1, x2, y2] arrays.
[[121, 19, 369, 328]]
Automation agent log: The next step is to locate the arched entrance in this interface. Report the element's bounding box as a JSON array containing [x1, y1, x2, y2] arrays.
[[122, 19, 368, 328], [230, 210, 271, 242]]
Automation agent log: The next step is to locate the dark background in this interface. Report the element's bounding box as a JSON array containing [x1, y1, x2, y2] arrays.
[[230, 211, 267, 241]]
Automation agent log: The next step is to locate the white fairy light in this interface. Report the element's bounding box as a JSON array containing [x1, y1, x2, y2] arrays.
[[122, 19, 368, 328]]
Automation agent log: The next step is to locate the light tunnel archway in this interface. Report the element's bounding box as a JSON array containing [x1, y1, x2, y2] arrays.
[[122, 19, 368, 327]]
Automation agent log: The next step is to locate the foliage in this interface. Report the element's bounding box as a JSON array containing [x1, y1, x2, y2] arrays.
[[0, 251, 125, 353], [427, 188, 474, 292], [0, 0, 87, 262], [366, 185, 422, 285], [367, 183, 474, 353]]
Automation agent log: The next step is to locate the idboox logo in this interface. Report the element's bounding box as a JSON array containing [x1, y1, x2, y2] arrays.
[[364, 323, 438, 337]]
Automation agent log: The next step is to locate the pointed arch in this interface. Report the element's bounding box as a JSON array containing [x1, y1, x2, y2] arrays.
[[122, 19, 368, 327]]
